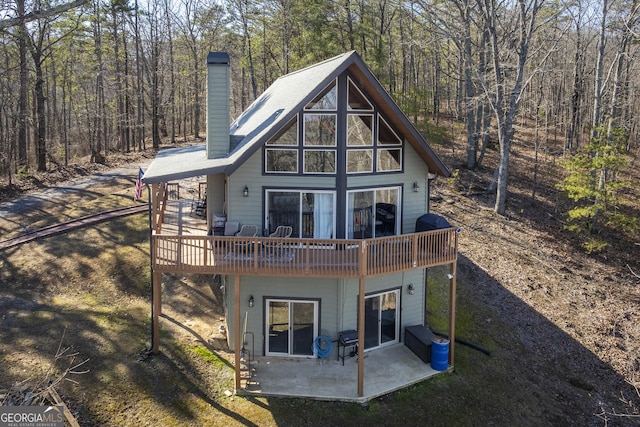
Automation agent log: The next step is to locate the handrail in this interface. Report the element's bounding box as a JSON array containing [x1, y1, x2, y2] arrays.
[[152, 183, 169, 233], [151, 228, 457, 278]]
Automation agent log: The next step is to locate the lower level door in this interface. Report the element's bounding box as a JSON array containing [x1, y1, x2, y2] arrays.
[[266, 299, 318, 356], [364, 289, 400, 350]]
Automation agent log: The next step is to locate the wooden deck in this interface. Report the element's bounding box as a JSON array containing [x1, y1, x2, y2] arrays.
[[152, 199, 457, 278]]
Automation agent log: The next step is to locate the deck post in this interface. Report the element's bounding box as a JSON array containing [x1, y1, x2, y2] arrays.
[[234, 275, 241, 391], [150, 183, 159, 231], [357, 276, 365, 397], [151, 270, 162, 353], [357, 241, 367, 397], [448, 261, 457, 365]]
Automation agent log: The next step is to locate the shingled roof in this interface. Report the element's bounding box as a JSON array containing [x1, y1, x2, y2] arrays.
[[143, 51, 448, 183]]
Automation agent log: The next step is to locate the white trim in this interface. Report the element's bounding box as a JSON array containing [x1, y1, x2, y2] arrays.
[[265, 298, 319, 357], [364, 288, 401, 351], [265, 189, 337, 239]]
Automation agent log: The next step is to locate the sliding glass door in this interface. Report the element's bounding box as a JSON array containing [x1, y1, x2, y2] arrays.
[[266, 190, 335, 238], [363, 289, 400, 350], [266, 299, 319, 356], [347, 186, 400, 239]]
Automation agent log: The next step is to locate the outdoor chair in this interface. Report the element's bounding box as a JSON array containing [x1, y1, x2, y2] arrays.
[[233, 224, 259, 252], [269, 225, 293, 239], [263, 226, 293, 250], [223, 221, 241, 236]]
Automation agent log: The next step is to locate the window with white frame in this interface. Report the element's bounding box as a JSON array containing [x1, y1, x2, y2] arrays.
[[266, 117, 298, 173], [266, 190, 336, 238], [264, 76, 404, 176], [346, 186, 400, 238]]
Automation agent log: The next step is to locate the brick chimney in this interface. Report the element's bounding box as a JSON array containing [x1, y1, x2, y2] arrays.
[[206, 52, 230, 159]]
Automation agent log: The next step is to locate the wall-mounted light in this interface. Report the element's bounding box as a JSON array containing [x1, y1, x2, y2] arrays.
[[447, 273, 454, 280], [407, 284, 415, 295], [248, 295, 254, 307], [413, 182, 420, 192], [243, 185, 249, 197]]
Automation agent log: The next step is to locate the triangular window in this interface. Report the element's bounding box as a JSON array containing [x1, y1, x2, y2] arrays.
[[378, 116, 401, 145], [267, 117, 298, 146], [347, 78, 373, 111], [305, 80, 337, 110]]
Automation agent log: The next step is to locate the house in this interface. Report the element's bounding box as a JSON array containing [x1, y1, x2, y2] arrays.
[[142, 51, 458, 400]]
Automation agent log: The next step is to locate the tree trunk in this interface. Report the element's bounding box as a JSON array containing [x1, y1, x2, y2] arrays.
[[164, 0, 176, 144], [460, 0, 477, 169], [134, 0, 144, 151], [592, 0, 609, 136], [93, 0, 105, 163], [17, 0, 28, 169]]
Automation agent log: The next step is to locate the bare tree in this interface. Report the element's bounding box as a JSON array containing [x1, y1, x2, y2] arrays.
[[478, 0, 549, 214]]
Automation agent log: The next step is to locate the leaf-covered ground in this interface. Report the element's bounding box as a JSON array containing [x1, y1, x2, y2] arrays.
[[1, 133, 639, 426]]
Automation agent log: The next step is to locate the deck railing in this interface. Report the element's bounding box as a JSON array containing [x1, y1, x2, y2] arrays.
[[152, 228, 457, 278]]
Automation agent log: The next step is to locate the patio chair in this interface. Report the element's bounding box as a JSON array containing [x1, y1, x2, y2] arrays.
[[269, 225, 293, 240], [233, 224, 259, 252], [262, 225, 293, 255], [263, 225, 293, 251]]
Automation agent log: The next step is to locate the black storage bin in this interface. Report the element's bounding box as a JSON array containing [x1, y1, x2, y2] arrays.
[[405, 325, 434, 363]]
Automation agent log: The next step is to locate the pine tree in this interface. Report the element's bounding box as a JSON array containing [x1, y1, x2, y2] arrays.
[[558, 124, 639, 253]]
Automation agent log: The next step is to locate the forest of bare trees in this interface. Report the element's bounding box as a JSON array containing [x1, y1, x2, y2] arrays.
[[0, 0, 638, 215]]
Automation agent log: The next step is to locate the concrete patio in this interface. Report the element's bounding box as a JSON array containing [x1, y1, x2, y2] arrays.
[[239, 343, 451, 403]]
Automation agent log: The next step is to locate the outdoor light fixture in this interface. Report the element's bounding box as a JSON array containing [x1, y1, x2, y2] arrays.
[[248, 295, 254, 307], [413, 182, 420, 192], [407, 284, 415, 295], [243, 185, 249, 197], [447, 273, 454, 280]]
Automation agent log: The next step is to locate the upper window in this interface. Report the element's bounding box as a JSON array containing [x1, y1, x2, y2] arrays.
[[378, 116, 401, 145], [266, 118, 298, 173], [266, 149, 298, 173], [305, 80, 337, 110], [267, 117, 298, 146], [378, 149, 401, 172], [347, 149, 373, 173], [347, 78, 373, 111], [304, 114, 336, 146], [347, 115, 373, 146], [375, 116, 403, 172], [304, 150, 336, 174], [264, 76, 404, 176]]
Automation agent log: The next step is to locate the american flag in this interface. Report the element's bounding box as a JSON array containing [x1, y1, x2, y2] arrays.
[[134, 167, 145, 201]]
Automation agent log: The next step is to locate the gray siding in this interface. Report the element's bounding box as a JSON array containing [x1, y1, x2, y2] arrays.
[[227, 149, 336, 231], [206, 63, 230, 159], [346, 143, 430, 235], [225, 275, 339, 354], [401, 144, 431, 233], [341, 269, 426, 342], [206, 173, 225, 226]]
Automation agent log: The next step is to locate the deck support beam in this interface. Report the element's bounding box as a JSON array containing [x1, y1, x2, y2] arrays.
[[234, 275, 241, 391], [151, 270, 162, 353], [357, 276, 365, 397], [357, 241, 367, 397], [448, 247, 458, 364]]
